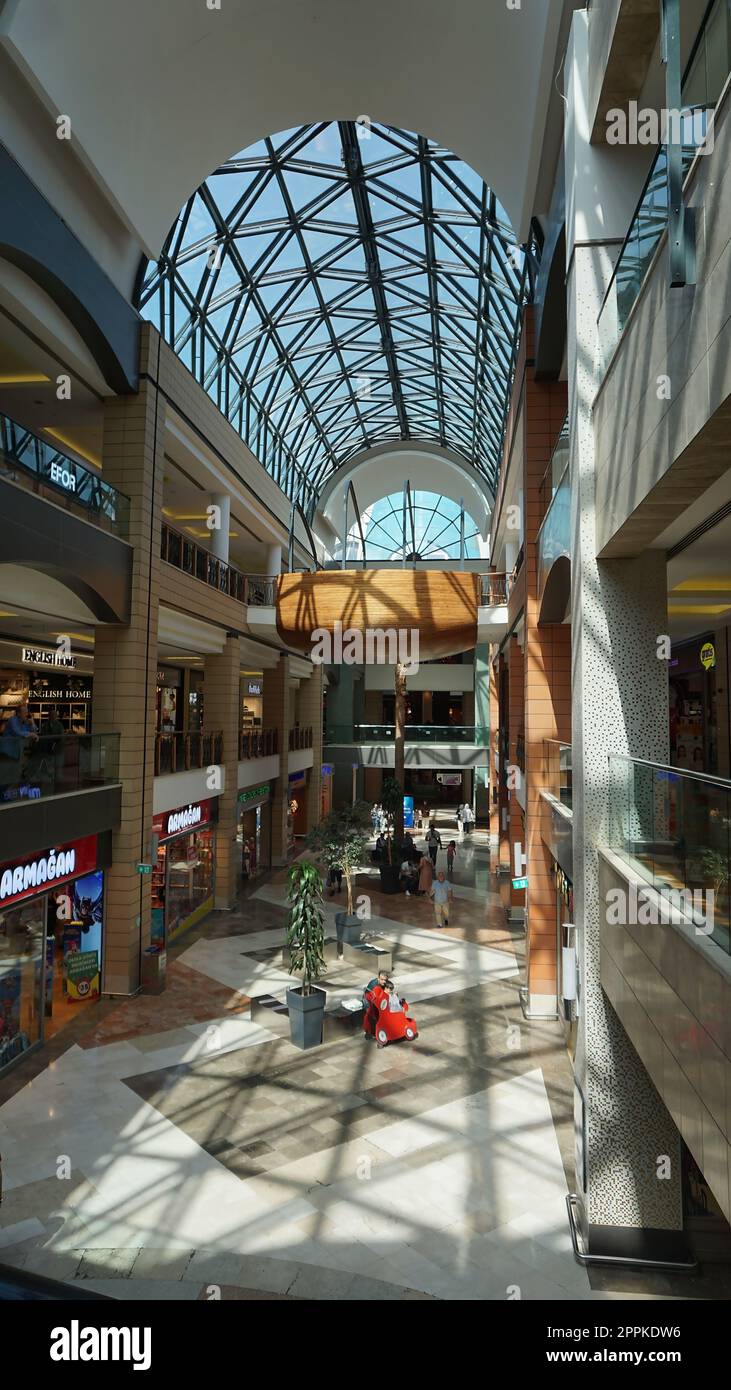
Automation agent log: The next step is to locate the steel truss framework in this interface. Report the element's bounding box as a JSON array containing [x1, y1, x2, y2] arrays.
[[346, 490, 481, 562], [139, 122, 537, 516]]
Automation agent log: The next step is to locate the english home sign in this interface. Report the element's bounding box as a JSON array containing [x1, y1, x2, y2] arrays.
[[22, 646, 76, 669]]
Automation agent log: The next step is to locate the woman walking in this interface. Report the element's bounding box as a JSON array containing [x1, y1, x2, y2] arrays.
[[417, 852, 433, 897]]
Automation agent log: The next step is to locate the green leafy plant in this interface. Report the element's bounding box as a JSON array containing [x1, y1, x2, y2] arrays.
[[286, 860, 326, 995], [698, 848, 729, 910], [380, 776, 403, 864], [306, 801, 371, 914]]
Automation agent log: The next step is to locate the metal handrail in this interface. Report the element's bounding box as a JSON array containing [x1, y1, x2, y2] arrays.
[[160, 523, 247, 601], [288, 725, 313, 751], [610, 752, 731, 791], [478, 572, 508, 605], [154, 729, 224, 775], [239, 727, 279, 759]]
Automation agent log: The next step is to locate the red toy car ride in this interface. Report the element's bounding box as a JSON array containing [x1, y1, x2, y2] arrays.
[[363, 983, 418, 1048]]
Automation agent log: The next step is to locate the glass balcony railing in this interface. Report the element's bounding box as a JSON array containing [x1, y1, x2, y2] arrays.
[[538, 415, 569, 527], [598, 0, 731, 366], [608, 756, 731, 956], [0, 413, 130, 538], [326, 724, 490, 745], [0, 733, 120, 805], [543, 739, 572, 811]]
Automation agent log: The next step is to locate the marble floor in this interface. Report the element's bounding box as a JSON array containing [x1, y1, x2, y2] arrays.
[[0, 820, 720, 1299]]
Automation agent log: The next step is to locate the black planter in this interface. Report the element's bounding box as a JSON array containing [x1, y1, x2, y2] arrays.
[[379, 863, 402, 894], [286, 985, 326, 1050]]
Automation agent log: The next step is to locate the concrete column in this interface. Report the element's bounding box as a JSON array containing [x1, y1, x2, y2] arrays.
[[298, 664, 324, 833], [565, 11, 681, 1244], [93, 335, 164, 995], [326, 664, 357, 808], [204, 635, 240, 908], [208, 493, 230, 562], [264, 654, 291, 865], [267, 543, 282, 576]]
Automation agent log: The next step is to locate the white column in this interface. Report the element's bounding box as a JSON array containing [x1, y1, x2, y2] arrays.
[[266, 543, 282, 576], [208, 493, 230, 562]]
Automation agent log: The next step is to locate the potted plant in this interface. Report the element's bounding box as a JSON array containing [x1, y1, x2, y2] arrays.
[[285, 860, 327, 1049], [306, 801, 372, 950], [379, 776, 403, 894]]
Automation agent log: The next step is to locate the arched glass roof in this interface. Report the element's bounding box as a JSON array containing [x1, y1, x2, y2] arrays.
[[139, 122, 537, 515], [346, 491, 483, 563]]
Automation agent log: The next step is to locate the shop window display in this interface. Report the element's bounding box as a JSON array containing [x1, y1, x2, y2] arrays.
[[0, 898, 44, 1069]]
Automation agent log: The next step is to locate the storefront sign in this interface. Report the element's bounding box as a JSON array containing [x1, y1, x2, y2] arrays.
[[157, 665, 183, 687], [700, 642, 716, 670], [238, 783, 269, 806], [29, 683, 91, 701], [288, 770, 306, 787], [153, 797, 216, 842], [49, 460, 77, 493], [245, 680, 262, 697], [21, 646, 76, 669], [0, 834, 98, 908]]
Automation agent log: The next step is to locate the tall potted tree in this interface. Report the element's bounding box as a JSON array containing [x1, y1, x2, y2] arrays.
[[285, 859, 327, 1049], [307, 801, 372, 948], [379, 775, 403, 894]]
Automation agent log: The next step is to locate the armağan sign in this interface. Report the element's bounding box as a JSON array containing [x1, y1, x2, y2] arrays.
[[153, 798, 216, 843], [0, 835, 98, 908]]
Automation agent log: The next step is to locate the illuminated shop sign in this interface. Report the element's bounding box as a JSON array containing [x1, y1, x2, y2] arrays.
[[700, 642, 716, 670], [0, 834, 98, 907], [238, 783, 269, 806], [153, 798, 216, 842], [21, 646, 76, 669], [246, 680, 262, 697], [49, 460, 77, 493]]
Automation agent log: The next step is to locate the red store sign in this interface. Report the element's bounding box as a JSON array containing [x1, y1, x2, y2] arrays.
[[153, 797, 216, 843], [0, 834, 98, 908]]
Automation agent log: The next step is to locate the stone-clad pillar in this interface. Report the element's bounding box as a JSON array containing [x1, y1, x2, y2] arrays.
[[565, 11, 681, 1247], [94, 335, 165, 995], [204, 635, 240, 908], [298, 664, 324, 832], [264, 654, 291, 865]]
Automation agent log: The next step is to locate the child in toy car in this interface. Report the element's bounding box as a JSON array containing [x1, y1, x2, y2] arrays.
[[364, 978, 418, 1048]]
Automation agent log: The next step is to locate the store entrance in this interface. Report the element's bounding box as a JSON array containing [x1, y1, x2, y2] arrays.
[[0, 841, 105, 1074]]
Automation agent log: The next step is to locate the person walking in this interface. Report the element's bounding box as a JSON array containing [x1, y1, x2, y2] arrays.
[[417, 852, 433, 897], [430, 870, 452, 928], [456, 803, 464, 838], [446, 840, 457, 880], [462, 803, 475, 836], [426, 822, 441, 866]]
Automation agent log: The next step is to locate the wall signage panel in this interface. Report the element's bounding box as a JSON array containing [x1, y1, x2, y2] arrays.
[[0, 834, 98, 907], [21, 646, 76, 669]]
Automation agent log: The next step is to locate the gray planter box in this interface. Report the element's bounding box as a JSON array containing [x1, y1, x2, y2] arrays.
[[141, 947, 167, 995], [334, 911, 364, 950], [286, 985, 326, 1050]]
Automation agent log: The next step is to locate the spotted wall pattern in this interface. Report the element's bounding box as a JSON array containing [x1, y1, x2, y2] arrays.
[[567, 240, 683, 1231]]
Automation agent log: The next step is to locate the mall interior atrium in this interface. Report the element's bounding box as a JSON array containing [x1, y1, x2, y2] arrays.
[[0, 0, 731, 1317]]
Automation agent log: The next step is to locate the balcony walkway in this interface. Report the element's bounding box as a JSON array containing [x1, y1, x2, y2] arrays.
[[0, 814, 723, 1300]]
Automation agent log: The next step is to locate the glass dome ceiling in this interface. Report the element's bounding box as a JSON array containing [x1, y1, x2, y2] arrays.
[[139, 122, 536, 515]]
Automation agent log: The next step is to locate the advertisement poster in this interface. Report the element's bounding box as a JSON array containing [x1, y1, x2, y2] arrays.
[[72, 870, 104, 963], [403, 796, 414, 828], [66, 950, 100, 1002]]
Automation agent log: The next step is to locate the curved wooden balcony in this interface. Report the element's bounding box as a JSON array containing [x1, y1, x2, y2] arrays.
[[276, 569, 481, 661]]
